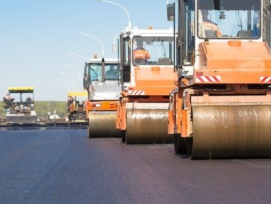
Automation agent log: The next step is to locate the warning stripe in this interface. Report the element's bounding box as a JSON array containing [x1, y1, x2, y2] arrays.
[[128, 90, 144, 95], [196, 76, 221, 83], [260, 76, 271, 83]]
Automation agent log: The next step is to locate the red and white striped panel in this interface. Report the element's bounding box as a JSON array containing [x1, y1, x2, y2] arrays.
[[128, 90, 145, 95], [260, 76, 271, 83], [195, 76, 221, 83]]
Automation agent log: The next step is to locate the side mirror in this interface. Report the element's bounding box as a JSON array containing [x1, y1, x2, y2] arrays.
[[167, 3, 175, 21], [83, 64, 90, 89], [83, 74, 90, 89], [112, 45, 118, 53]]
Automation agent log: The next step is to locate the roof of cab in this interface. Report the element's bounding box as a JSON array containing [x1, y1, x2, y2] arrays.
[[8, 87, 34, 93], [67, 91, 88, 97]]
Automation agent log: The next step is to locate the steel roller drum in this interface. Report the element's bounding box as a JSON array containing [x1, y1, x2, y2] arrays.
[[125, 103, 173, 144], [88, 111, 121, 138], [191, 105, 271, 159]]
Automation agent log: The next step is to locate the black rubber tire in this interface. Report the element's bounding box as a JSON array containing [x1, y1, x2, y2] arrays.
[[121, 130, 126, 143], [174, 134, 187, 154], [186, 138, 193, 158]]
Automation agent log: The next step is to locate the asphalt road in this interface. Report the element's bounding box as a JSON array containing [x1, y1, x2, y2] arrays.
[[0, 128, 271, 204]]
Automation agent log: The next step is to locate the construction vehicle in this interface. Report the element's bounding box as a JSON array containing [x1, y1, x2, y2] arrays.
[[83, 56, 122, 137], [116, 27, 177, 144], [3, 87, 37, 125], [167, 0, 271, 159], [67, 91, 88, 123]]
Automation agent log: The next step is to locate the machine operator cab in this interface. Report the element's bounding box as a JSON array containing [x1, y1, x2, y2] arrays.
[[119, 27, 176, 87], [83, 55, 120, 84], [83, 56, 121, 101], [167, 0, 270, 79]]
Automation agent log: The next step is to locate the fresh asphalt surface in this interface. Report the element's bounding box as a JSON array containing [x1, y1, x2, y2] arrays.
[[0, 128, 271, 204]]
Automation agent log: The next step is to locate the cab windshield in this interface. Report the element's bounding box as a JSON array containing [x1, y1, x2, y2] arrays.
[[132, 37, 174, 65], [197, 0, 261, 39], [89, 63, 119, 81]]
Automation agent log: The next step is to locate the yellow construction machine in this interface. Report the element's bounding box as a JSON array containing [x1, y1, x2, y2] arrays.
[[167, 0, 271, 159], [67, 91, 88, 123], [83, 56, 122, 138], [3, 87, 37, 125], [116, 27, 177, 144]]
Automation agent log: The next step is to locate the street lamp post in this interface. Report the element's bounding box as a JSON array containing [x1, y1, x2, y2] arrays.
[[69, 52, 87, 62], [64, 64, 81, 90], [80, 33, 105, 57], [58, 78, 71, 92], [97, 0, 132, 30], [61, 72, 75, 91], [112, 35, 119, 53]]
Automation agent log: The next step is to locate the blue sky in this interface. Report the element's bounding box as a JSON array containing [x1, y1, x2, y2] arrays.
[[0, 0, 174, 101]]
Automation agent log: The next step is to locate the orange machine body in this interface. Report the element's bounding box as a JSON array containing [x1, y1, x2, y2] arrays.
[[116, 28, 177, 143], [117, 65, 177, 131], [169, 40, 271, 137], [85, 100, 118, 116], [167, 0, 271, 158]]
